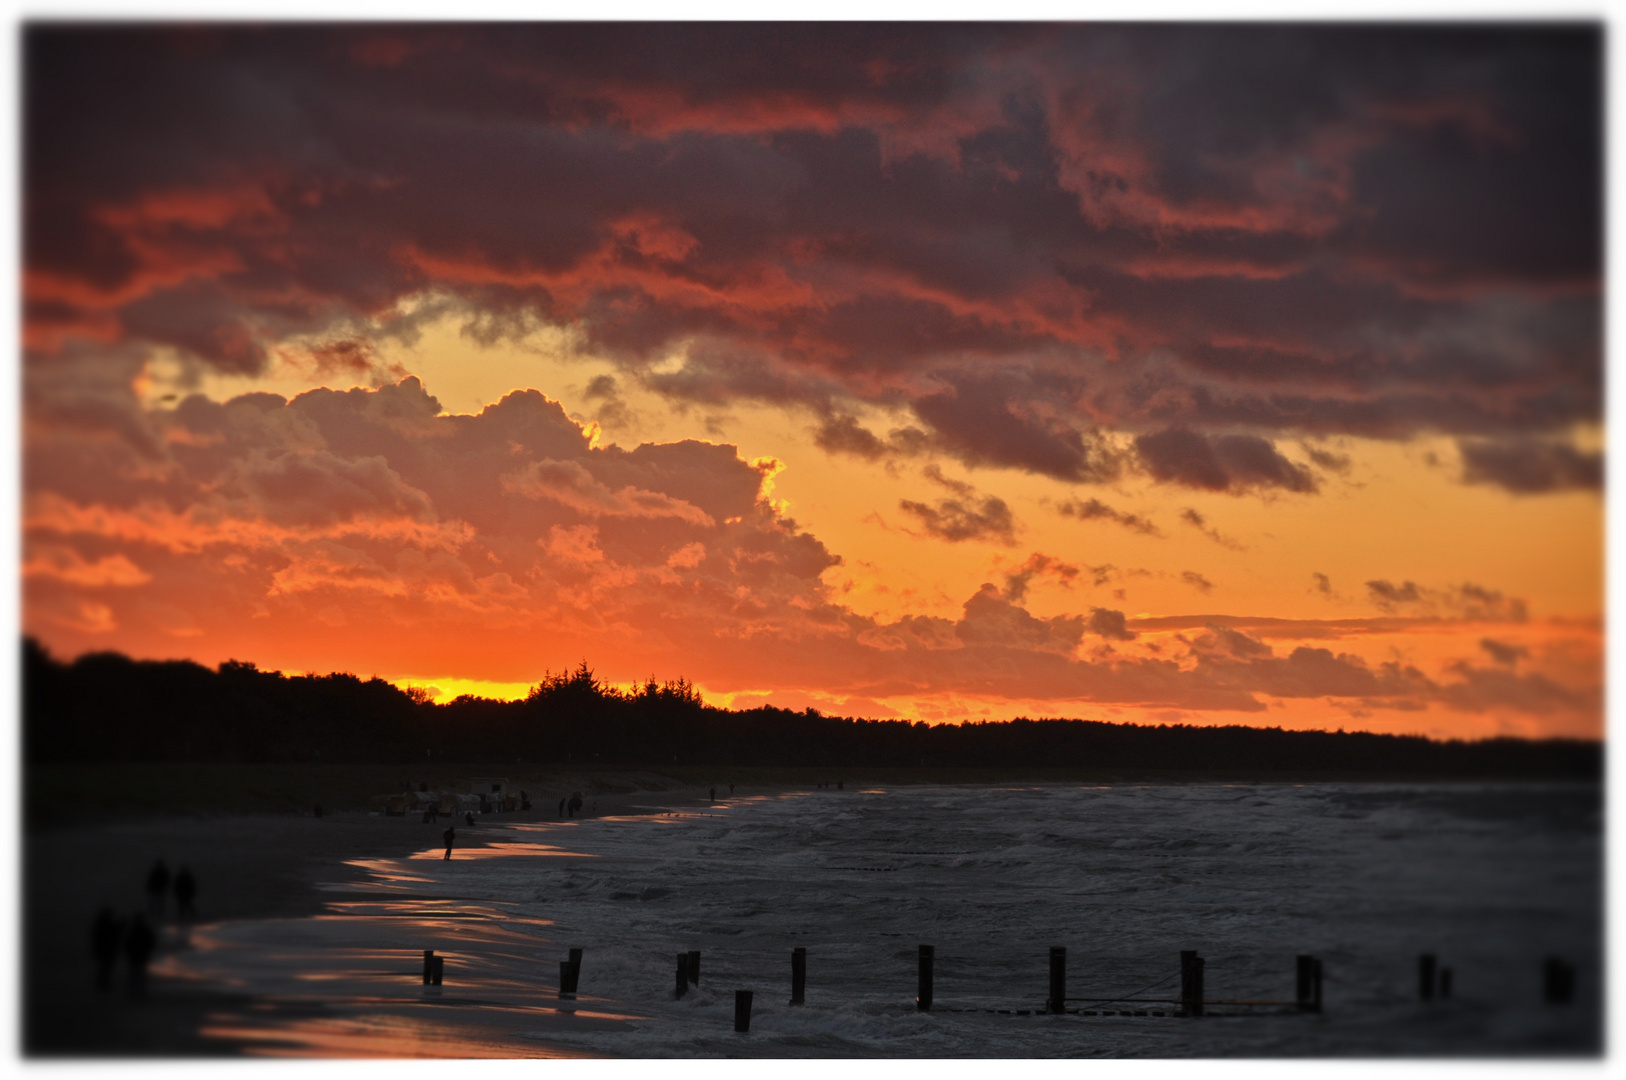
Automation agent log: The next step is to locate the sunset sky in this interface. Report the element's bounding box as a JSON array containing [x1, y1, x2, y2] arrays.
[[22, 23, 1602, 739]]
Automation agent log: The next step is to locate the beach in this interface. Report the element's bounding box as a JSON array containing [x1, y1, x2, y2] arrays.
[[23, 771, 722, 1055], [25, 776, 1603, 1058]]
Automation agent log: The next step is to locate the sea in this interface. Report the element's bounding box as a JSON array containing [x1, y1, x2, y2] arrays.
[[159, 782, 1603, 1057]]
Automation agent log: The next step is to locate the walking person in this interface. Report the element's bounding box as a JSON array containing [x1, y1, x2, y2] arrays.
[[92, 907, 122, 991], [443, 825, 456, 860], [124, 912, 156, 997], [173, 866, 197, 921], [145, 860, 170, 917]]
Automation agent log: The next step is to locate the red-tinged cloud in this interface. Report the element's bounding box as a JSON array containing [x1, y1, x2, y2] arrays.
[[23, 376, 1597, 728], [23, 25, 1600, 491]]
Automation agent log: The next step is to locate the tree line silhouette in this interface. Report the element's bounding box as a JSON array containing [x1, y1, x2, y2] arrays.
[[22, 639, 1600, 777]]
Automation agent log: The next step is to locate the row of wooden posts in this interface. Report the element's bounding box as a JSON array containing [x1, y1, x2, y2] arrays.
[[1418, 952, 1576, 1005], [418, 946, 1576, 1031], [610, 945, 1317, 1029]]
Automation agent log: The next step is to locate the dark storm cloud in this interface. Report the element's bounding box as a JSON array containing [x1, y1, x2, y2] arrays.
[[1457, 436, 1603, 493], [1087, 607, 1138, 642], [909, 370, 1123, 483], [813, 414, 888, 460], [24, 24, 1601, 492], [1134, 428, 1316, 493], [898, 492, 1017, 545]]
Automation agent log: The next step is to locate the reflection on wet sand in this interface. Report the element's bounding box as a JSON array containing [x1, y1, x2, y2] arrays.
[[159, 816, 646, 1057], [199, 1009, 605, 1058], [405, 841, 596, 861]]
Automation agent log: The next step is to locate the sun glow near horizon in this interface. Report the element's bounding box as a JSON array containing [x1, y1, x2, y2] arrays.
[[22, 25, 1603, 743]]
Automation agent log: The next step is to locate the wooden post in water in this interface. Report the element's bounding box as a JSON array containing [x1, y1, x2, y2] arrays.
[[1544, 957, 1574, 1004], [688, 950, 701, 986], [735, 989, 754, 1032], [790, 947, 807, 1005], [423, 949, 435, 985], [1439, 967, 1453, 999], [1296, 955, 1314, 1011], [559, 960, 573, 998], [917, 945, 934, 1011], [1419, 954, 1437, 1001], [676, 953, 689, 998], [1180, 951, 1204, 1017], [568, 948, 583, 994], [430, 955, 444, 985], [1048, 946, 1066, 1014]]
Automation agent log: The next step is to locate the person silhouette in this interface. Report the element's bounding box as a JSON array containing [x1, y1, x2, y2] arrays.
[[443, 825, 455, 860], [92, 907, 122, 991], [145, 860, 170, 916], [173, 866, 197, 921], [124, 912, 156, 996], [465, 811, 475, 827]]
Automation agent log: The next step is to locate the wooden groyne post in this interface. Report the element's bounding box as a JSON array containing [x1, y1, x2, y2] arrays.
[[734, 989, 754, 1032], [558, 948, 582, 997], [423, 949, 435, 985], [790, 947, 807, 1005], [1048, 946, 1066, 1014], [1296, 955, 1323, 1013], [675, 953, 689, 999], [1179, 950, 1204, 1017], [917, 945, 934, 1011], [1544, 957, 1575, 1004], [688, 950, 701, 986], [1419, 954, 1436, 1001], [430, 955, 444, 985]]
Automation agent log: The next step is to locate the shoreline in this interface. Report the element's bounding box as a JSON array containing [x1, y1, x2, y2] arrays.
[[26, 761, 1598, 826], [23, 774, 736, 1056]]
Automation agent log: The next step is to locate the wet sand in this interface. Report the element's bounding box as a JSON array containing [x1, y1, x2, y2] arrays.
[[24, 777, 737, 1056]]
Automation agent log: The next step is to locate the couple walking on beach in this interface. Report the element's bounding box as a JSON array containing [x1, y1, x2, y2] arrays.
[[145, 859, 196, 920], [92, 908, 155, 995], [94, 859, 198, 996]]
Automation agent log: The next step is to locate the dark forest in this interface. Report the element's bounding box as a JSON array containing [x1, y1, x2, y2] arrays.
[[22, 639, 1600, 777]]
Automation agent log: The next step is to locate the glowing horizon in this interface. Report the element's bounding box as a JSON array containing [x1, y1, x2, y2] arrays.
[[23, 24, 1602, 741]]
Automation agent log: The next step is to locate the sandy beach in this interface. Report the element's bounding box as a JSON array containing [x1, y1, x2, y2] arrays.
[[23, 771, 732, 1056]]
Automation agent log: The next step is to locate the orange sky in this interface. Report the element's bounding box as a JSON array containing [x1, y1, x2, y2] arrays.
[[22, 25, 1603, 739]]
